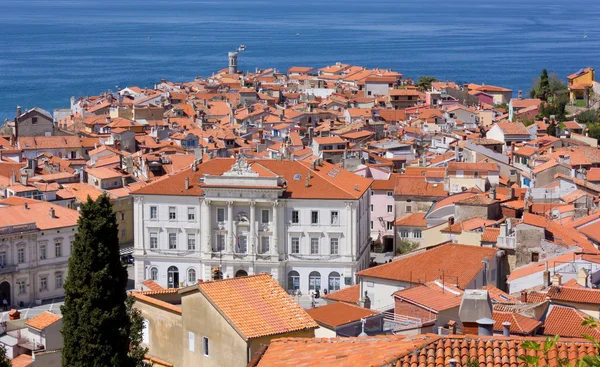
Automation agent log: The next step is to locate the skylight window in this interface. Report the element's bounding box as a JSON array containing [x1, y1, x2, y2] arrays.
[[293, 174, 301, 180]]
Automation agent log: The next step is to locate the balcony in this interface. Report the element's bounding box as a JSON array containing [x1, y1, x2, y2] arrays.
[[382, 312, 437, 332], [496, 236, 516, 249], [0, 265, 18, 275], [0, 223, 37, 236]]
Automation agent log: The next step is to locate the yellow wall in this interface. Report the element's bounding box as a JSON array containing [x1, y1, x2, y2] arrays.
[[570, 70, 595, 86], [134, 300, 183, 367], [422, 226, 482, 248]]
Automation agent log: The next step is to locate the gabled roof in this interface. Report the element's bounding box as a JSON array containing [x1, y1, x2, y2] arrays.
[[194, 274, 318, 340], [394, 176, 447, 198], [393, 281, 463, 312], [322, 284, 360, 304], [395, 213, 427, 227], [492, 311, 541, 335], [541, 305, 600, 339], [25, 311, 61, 331], [306, 303, 380, 328], [357, 244, 498, 288]]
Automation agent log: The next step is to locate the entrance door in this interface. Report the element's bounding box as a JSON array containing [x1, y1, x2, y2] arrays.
[[168, 266, 179, 288], [0, 282, 10, 307]]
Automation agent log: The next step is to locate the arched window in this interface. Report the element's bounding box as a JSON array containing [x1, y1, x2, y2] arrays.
[[187, 268, 196, 284], [235, 269, 248, 278], [309, 271, 321, 291], [150, 267, 158, 281], [167, 266, 179, 288], [287, 271, 300, 290], [328, 272, 341, 291]]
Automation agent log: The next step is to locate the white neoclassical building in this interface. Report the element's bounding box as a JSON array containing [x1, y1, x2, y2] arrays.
[[132, 156, 373, 294], [0, 198, 79, 307]]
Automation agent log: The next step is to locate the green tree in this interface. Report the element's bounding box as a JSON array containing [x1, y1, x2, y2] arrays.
[[395, 239, 419, 255], [546, 120, 558, 137], [0, 344, 11, 367], [415, 76, 437, 91], [530, 70, 566, 100], [538, 90, 570, 122], [61, 194, 135, 367], [588, 123, 600, 141], [575, 109, 600, 125], [127, 296, 149, 366]]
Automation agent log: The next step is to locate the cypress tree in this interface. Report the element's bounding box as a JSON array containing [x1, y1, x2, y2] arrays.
[[0, 344, 11, 367], [61, 194, 130, 367]]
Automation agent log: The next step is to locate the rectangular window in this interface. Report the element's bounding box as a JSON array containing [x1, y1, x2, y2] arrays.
[[188, 332, 195, 352], [261, 237, 270, 254], [40, 277, 48, 291], [310, 238, 319, 254], [187, 234, 196, 251], [401, 230, 408, 238], [216, 234, 225, 251], [387, 191, 393, 197], [414, 230, 422, 238], [39, 245, 46, 260], [169, 207, 176, 220], [17, 281, 26, 295], [406, 205, 412, 213], [169, 233, 177, 250], [291, 237, 300, 254], [291, 210, 299, 224], [55, 243, 62, 258], [370, 221, 373, 230], [18, 248, 25, 263], [120, 212, 125, 221], [311, 211, 319, 224], [370, 204, 373, 212], [56, 274, 63, 289], [330, 211, 339, 225], [531, 252, 539, 262], [150, 232, 158, 249], [203, 337, 209, 357], [0, 251, 6, 266], [387, 205, 393, 213], [150, 206, 157, 219], [261, 209, 269, 224], [330, 238, 339, 255], [217, 208, 225, 222], [188, 207, 195, 220], [142, 319, 149, 345], [120, 228, 126, 239], [387, 222, 393, 230]]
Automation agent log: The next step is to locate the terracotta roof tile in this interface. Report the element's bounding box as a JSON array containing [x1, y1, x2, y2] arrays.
[[541, 305, 600, 339], [131, 292, 182, 314], [357, 244, 498, 288], [197, 274, 318, 340], [394, 281, 463, 312], [395, 212, 428, 227], [306, 302, 380, 328], [492, 311, 540, 335], [256, 334, 439, 367], [24, 311, 61, 331], [482, 285, 519, 304], [10, 354, 33, 367], [495, 121, 529, 135], [482, 228, 501, 243], [394, 176, 447, 198], [141, 280, 166, 292], [322, 284, 360, 304]]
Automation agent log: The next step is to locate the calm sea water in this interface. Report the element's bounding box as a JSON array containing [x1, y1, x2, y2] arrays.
[[1, 0, 599, 121]]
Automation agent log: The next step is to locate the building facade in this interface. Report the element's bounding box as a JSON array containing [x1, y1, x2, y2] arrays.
[[132, 157, 373, 294], [0, 199, 78, 307]]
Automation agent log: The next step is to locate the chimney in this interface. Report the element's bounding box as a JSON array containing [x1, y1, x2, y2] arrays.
[[502, 322, 511, 337], [448, 217, 454, 226], [354, 184, 359, 191], [106, 116, 111, 124], [447, 320, 457, 335], [490, 186, 497, 201], [518, 90, 523, 100], [577, 268, 589, 288], [15, 106, 21, 141], [8, 309, 20, 321], [184, 177, 189, 190], [49, 207, 56, 219], [459, 290, 493, 335], [476, 318, 494, 336], [508, 187, 515, 200], [551, 273, 562, 286], [520, 290, 528, 303], [20, 173, 27, 186], [543, 269, 550, 288], [24, 202, 28, 210], [449, 359, 457, 367]]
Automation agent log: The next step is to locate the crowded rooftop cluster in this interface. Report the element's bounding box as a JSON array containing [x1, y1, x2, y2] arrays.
[[1, 59, 600, 366]]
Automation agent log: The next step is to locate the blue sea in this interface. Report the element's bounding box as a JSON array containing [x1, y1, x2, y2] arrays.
[[1, 0, 599, 121]]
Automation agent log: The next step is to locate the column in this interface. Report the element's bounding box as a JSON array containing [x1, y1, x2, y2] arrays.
[[202, 200, 211, 253], [271, 200, 279, 256], [227, 201, 234, 253], [345, 202, 353, 257], [249, 201, 256, 255]]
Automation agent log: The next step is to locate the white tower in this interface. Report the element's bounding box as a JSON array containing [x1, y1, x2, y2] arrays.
[[228, 52, 238, 74]]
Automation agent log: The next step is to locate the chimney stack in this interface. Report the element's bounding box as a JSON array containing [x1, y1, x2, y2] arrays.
[[24, 202, 28, 210], [184, 177, 189, 190], [551, 273, 562, 286], [476, 318, 494, 336], [543, 269, 550, 288], [508, 187, 515, 200], [520, 290, 528, 303], [490, 186, 497, 201], [449, 359, 457, 367], [8, 309, 20, 321], [518, 90, 523, 100], [49, 207, 56, 219], [502, 322, 511, 337], [448, 217, 454, 226]]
